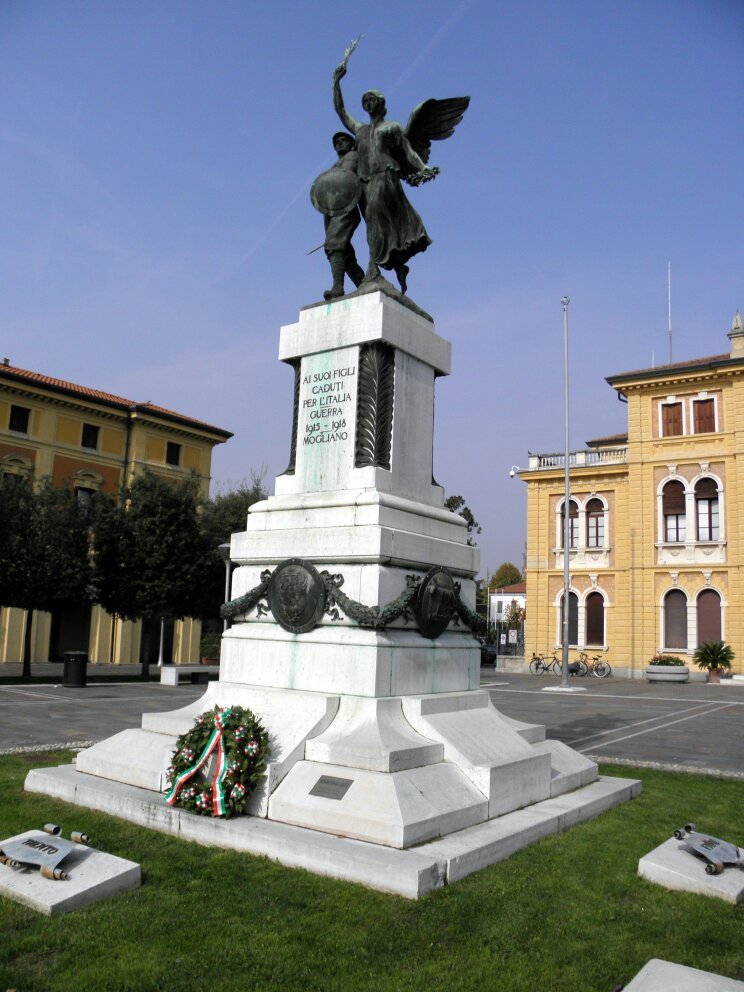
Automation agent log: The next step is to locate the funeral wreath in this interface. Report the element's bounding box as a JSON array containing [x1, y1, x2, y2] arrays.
[[164, 705, 269, 818]]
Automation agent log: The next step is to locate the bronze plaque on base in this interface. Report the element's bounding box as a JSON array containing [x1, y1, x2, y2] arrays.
[[309, 775, 353, 801]]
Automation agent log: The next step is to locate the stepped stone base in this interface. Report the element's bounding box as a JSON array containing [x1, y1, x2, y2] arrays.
[[69, 684, 602, 851], [25, 765, 640, 898]]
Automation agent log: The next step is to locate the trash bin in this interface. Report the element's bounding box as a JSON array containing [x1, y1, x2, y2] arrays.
[[62, 651, 88, 688]]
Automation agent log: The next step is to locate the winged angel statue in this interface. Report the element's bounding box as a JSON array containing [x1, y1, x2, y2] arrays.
[[329, 41, 469, 297]]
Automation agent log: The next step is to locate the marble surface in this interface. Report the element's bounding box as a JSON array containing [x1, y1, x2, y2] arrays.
[[639, 837, 744, 904], [0, 830, 140, 915], [623, 959, 744, 991]]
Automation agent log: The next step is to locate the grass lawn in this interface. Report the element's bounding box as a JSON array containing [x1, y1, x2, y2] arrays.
[[1, 752, 742, 992]]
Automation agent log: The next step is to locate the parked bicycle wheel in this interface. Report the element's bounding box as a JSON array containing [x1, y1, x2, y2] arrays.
[[593, 660, 611, 678], [577, 659, 589, 676], [529, 656, 542, 675]]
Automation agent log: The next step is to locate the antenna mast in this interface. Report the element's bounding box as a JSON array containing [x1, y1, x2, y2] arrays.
[[668, 261, 672, 363]]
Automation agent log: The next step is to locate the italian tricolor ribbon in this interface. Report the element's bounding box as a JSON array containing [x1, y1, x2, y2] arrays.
[[165, 707, 233, 816]]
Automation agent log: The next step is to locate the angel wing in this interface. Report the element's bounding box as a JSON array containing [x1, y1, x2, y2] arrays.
[[404, 96, 471, 165]]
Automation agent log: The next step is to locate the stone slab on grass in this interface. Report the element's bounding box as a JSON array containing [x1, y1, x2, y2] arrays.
[[0, 830, 140, 915], [25, 764, 639, 898], [624, 958, 744, 990], [638, 837, 744, 904]]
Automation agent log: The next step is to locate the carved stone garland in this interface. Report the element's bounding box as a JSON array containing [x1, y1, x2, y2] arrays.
[[221, 562, 484, 638]]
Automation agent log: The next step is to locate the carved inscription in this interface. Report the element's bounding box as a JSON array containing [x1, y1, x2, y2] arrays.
[[301, 363, 356, 447]]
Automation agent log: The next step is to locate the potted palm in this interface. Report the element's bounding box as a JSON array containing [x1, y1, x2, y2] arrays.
[[693, 640, 734, 684], [645, 653, 689, 682], [199, 632, 222, 666]]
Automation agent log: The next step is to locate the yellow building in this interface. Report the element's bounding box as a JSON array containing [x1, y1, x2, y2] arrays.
[[0, 360, 232, 666], [519, 314, 744, 677]]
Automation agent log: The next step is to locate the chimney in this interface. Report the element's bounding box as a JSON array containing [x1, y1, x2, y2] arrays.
[[728, 311, 744, 356], [1, 358, 9, 367]]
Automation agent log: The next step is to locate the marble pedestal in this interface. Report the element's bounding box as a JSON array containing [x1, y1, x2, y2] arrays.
[[28, 292, 639, 890]]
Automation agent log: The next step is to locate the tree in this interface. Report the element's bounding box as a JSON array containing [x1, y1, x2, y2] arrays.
[[0, 478, 93, 678], [200, 476, 267, 546], [444, 494, 481, 546], [503, 601, 526, 628], [93, 472, 210, 678], [198, 476, 268, 621], [475, 577, 488, 607], [489, 562, 523, 590]]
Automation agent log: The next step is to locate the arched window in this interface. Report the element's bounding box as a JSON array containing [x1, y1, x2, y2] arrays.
[[1, 454, 32, 482], [664, 589, 688, 650], [73, 469, 103, 513], [695, 478, 719, 541], [560, 591, 579, 646], [697, 589, 721, 643], [586, 498, 605, 548], [662, 481, 686, 542], [585, 592, 604, 646], [560, 499, 579, 549]]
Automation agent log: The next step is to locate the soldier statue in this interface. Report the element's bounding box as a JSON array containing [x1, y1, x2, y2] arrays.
[[311, 132, 365, 301]]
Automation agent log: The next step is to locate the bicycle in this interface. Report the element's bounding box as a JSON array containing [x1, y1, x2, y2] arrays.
[[530, 652, 557, 675], [578, 651, 612, 678], [554, 651, 588, 677]]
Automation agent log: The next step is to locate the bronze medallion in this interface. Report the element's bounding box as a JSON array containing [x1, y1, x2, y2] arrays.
[[268, 559, 327, 634], [415, 566, 456, 639]]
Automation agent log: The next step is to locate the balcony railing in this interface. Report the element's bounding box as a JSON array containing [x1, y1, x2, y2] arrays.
[[527, 447, 627, 471]]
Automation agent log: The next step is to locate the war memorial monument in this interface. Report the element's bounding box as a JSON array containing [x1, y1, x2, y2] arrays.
[[26, 43, 640, 898]]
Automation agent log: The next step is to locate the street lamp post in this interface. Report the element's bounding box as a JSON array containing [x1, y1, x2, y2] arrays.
[[218, 543, 232, 632], [561, 296, 571, 690], [156, 617, 166, 668]]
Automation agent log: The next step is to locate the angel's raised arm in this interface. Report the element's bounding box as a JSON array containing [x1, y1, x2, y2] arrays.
[[332, 63, 361, 135]]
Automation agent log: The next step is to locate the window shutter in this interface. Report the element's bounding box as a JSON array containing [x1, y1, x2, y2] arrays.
[[561, 592, 579, 646], [664, 590, 687, 649], [662, 402, 682, 436], [585, 592, 604, 646], [697, 590, 721, 643], [695, 477, 718, 499], [662, 480, 686, 514], [693, 399, 715, 433]]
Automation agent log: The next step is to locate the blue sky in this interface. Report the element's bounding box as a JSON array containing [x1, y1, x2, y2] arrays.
[[2, 1, 742, 576]]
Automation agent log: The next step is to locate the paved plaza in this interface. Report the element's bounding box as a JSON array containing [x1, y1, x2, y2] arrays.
[[0, 678, 204, 754], [483, 671, 744, 778], [0, 668, 741, 778]]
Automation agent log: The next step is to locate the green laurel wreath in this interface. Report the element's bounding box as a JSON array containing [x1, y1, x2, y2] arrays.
[[321, 572, 421, 628], [220, 571, 271, 621], [164, 706, 269, 818]]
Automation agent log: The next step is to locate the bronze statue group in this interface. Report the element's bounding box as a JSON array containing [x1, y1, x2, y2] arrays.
[[311, 44, 470, 301]]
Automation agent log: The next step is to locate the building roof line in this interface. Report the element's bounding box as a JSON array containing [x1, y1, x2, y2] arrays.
[[0, 364, 232, 439], [606, 353, 735, 386]]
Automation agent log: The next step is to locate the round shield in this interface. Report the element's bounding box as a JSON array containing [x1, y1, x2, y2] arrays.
[[415, 567, 457, 639], [268, 559, 327, 634], [310, 168, 361, 218]]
